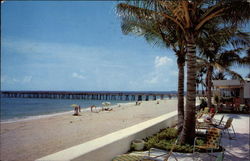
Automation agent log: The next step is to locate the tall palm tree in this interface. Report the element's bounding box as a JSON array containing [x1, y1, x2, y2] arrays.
[[119, 13, 186, 133], [117, 0, 250, 144]]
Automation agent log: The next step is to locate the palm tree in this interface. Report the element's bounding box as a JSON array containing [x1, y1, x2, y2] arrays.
[[197, 27, 250, 108], [119, 13, 186, 133], [196, 64, 207, 98], [247, 72, 250, 78], [213, 71, 227, 80], [117, 0, 250, 144]]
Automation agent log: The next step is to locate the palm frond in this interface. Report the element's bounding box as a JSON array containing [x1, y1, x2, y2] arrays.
[[220, 0, 250, 26], [223, 67, 244, 81]]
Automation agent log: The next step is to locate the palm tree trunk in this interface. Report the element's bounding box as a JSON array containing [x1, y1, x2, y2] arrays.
[[177, 60, 185, 133], [180, 35, 196, 145], [206, 65, 213, 108]]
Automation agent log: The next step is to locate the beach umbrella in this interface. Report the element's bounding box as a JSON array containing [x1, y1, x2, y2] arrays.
[[71, 104, 79, 108], [102, 102, 111, 106]]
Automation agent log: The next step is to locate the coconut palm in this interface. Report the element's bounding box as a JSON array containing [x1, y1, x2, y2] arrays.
[[119, 13, 186, 133], [117, 0, 250, 144], [197, 26, 250, 108], [247, 72, 250, 78]]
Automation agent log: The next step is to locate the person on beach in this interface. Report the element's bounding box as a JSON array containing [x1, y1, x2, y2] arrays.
[[103, 107, 113, 111], [136, 101, 141, 105], [73, 105, 81, 116], [90, 105, 96, 112], [74, 106, 79, 116]]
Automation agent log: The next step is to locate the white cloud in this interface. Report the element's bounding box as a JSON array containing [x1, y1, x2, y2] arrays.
[[2, 38, 129, 69], [1, 75, 32, 84], [143, 56, 175, 85], [154, 56, 173, 68], [72, 72, 85, 80], [23, 76, 32, 83]]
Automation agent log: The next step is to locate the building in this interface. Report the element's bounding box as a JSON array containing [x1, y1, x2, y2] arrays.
[[212, 79, 250, 106]]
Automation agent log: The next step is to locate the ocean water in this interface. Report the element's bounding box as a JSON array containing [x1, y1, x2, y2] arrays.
[[0, 97, 131, 122]]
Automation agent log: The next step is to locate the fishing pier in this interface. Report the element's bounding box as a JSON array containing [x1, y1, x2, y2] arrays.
[[1, 91, 176, 101]]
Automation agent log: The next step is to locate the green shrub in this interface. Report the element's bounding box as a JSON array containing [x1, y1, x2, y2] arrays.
[[144, 136, 159, 149], [174, 144, 193, 153], [143, 127, 222, 153], [156, 128, 178, 140]]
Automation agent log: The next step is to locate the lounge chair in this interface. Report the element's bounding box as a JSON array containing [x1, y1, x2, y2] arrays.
[[193, 128, 222, 160], [211, 115, 224, 127], [216, 117, 236, 139]]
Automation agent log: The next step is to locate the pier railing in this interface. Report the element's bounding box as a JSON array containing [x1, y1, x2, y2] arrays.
[[0, 91, 177, 101]]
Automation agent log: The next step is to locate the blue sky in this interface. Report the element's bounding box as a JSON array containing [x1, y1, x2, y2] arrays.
[[1, 1, 249, 91]]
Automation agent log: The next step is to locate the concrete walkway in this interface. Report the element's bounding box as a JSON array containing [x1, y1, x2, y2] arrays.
[[219, 114, 249, 161]]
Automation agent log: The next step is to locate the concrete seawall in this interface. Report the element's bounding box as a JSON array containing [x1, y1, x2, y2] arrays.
[[36, 111, 177, 161]]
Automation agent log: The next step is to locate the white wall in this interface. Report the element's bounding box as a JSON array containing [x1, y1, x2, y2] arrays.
[[36, 111, 177, 161], [244, 82, 250, 98]]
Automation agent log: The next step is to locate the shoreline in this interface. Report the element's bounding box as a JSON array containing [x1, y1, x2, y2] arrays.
[[0, 99, 177, 161], [0, 100, 136, 124]]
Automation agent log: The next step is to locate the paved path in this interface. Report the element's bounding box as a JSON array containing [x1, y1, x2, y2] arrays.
[[219, 114, 249, 161]]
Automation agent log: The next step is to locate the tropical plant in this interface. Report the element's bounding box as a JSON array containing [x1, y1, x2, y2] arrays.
[[213, 71, 227, 80], [117, 0, 250, 144], [197, 27, 250, 108], [247, 72, 250, 78], [118, 8, 186, 133]]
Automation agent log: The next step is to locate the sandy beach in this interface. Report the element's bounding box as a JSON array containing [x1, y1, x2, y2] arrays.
[[0, 99, 177, 161]]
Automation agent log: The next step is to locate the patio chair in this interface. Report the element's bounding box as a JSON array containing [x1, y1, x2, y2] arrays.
[[212, 115, 224, 127], [203, 107, 210, 114], [147, 136, 179, 161], [196, 115, 224, 135], [215, 147, 225, 161], [193, 128, 222, 160], [196, 112, 216, 130], [216, 117, 236, 139]]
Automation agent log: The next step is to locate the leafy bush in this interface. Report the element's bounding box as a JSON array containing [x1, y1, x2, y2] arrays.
[[144, 127, 194, 153], [143, 127, 221, 153], [156, 128, 178, 140]]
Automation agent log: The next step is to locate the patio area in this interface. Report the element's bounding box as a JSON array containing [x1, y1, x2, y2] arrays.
[[112, 114, 249, 161]]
